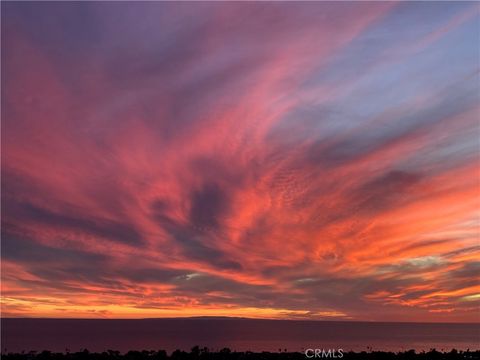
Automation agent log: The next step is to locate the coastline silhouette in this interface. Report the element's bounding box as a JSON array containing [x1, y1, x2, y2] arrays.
[[2, 347, 480, 360]]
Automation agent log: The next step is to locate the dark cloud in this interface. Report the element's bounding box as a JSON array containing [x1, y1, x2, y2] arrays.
[[2, 233, 107, 265], [189, 183, 230, 230], [151, 198, 242, 272], [114, 268, 186, 284], [3, 199, 143, 245], [169, 225, 242, 272], [350, 170, 422, 214], [443, 261, 480, 285]]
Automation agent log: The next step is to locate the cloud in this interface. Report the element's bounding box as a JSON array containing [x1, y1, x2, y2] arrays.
[[1, 1, 479, 321], [3, 200, 143, 245]]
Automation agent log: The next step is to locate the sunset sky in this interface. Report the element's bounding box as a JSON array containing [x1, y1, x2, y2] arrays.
[[2, 2, 479, 322]]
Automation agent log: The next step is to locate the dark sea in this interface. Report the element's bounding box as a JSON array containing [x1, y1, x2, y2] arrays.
[[1, 318, 478, 353]]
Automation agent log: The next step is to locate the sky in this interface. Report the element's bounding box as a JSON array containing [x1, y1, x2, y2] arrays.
[[1, 2, 479, 323]]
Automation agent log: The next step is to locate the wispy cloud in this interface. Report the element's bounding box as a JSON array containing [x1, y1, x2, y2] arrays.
[[1, 1, 479, 321]]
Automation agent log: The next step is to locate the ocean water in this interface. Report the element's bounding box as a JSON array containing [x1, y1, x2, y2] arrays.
[[1, 318, 479, 353]]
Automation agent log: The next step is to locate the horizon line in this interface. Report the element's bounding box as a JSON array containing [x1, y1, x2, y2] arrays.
[[2, 316, 479, 325]]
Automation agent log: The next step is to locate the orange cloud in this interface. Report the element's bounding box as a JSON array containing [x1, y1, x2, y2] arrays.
[[2, 1, 479, 322]]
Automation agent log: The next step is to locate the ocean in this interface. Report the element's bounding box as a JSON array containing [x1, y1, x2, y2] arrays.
[[1, 318, 478, 353]]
